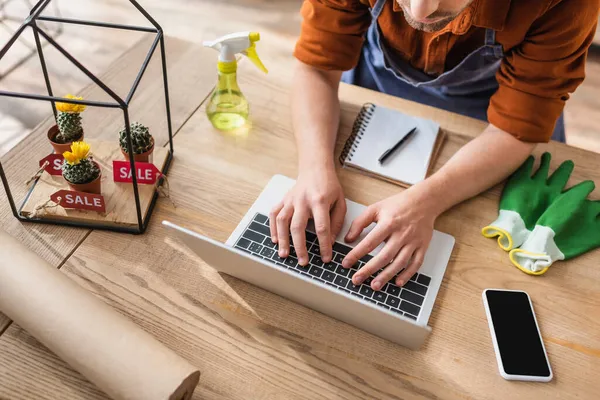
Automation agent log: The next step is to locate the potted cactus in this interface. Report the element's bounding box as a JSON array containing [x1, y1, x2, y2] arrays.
[[62, 141, 102, 194], [48, 94, 87, 154], [119, 122, 154, 163]]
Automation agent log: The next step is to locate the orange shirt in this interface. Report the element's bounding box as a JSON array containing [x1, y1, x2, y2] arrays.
[[294, 0, 600, 142]]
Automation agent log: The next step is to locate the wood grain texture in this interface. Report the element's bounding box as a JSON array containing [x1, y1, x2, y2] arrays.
[[20, 141, 169, 227], [1, 57, 599, 399], [0, 36, 219, 333]]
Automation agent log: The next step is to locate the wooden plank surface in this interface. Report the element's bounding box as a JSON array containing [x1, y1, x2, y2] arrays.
[[0, 36, 217, 332], [20, 141, 169, 227], [1, 52, 599, 399]]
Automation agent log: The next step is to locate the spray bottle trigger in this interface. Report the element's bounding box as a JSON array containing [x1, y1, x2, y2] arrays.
[[243, 43, 268, 74]]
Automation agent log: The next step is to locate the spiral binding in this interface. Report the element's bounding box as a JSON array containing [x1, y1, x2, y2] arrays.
[[339, 103, 376, 165]]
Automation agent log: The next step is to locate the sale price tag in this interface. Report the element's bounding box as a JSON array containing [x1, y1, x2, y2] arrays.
[[39, 153, 64, 176], [113, 160, 162, 185], [50, 190, 106, 213]]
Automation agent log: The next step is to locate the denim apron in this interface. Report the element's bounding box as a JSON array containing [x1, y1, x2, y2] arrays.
[[342, 0, 566, 142]]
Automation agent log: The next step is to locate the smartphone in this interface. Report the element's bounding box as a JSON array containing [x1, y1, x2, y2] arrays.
[[482, 289, 553, 382]]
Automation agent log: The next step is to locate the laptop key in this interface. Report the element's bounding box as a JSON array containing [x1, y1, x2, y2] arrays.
[[323, 262, 336, 272], [404, 313, 417, 320], [346, 281, 361, 292], [272, 253, 286, 264], [289, 246, 297, 257], [310, 255, 323, 267], [347, 269, 357, 279], [243, 230, 265, 244], [359, 285, 374, 298], [417, 274, 432, 286], [322, 271, 336, 282], [385, 296, 400, 308], [260, 247, 275, 259], [373, 291, 387, 303], [335, 264, 349, 277], [296, 263, 310, 273], [254, 213, 268, 224], [385, 284, 401, 297], [263, 237, 277, 249], [249, 222, 271, 236], [334, 253, 345, 264], [400, 289, 425, 306], [399, 300, 420, 316], [333, 242, 352, 256], [404, 280, 427, 296], [409, 273, 419, 282], [248, 242, 263, 254], [284, 256, 298, 267], [309, 243, 320, 255], [334, 275, 349, 288], [236, 238, 251, 249], [309, 266, 324, 278]]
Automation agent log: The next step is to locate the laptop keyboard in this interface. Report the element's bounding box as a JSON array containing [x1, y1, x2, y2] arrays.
[[234, 213, 432, 320]]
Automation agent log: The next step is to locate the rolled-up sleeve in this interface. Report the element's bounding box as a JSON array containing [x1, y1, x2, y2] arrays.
[[294, 0, 371, 71], [489, 0, 599, 142]]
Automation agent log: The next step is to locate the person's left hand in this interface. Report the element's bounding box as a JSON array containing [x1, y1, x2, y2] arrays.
[[341, 187, 437, 291]]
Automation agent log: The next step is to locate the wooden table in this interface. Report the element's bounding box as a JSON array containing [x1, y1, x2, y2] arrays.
[[1, 36, 599, 400]]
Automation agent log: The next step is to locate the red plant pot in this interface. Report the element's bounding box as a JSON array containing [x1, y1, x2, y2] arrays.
[[64, 162, 102, 195], [121, 137, 155, 163]]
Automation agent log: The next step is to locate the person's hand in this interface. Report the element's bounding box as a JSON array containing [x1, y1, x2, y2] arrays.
[[269, 167, 346, 265], [341, 187, 437, 290]]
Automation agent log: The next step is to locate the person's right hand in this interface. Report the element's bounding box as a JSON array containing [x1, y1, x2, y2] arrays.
[[269, 167, 346, 266]]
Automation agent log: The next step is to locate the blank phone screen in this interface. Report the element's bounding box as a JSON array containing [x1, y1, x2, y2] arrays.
[[485, 290, 551, 377]]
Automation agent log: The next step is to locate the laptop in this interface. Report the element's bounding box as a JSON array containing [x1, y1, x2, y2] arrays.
[[163, 174, 454, 349]]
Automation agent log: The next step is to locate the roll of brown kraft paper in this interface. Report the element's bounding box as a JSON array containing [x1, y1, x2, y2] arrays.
[[0, 229, 200, 400]]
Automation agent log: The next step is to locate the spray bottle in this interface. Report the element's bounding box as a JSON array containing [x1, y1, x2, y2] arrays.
[[203, 32, 268, 131]]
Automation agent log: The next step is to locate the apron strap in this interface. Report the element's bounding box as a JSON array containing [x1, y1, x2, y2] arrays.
[[370, 0, 387, 19], [484, 28, 504, 57], [484, 28, 496, 46]]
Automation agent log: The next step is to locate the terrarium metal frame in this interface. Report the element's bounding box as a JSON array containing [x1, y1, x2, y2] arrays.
[[0, 0, 174, 234]]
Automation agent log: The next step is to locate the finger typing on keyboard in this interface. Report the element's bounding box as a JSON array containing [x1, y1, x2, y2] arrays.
[[237, 213, 432, 321]]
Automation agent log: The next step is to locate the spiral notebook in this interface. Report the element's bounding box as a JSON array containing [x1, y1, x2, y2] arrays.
[[339, 103, 444, 187]]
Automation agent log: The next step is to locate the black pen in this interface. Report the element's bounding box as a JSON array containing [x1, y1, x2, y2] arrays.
[[378, 127, 418, 164]]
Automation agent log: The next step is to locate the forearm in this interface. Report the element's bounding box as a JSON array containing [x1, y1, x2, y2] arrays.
[[292, 61, 342, 170], [413, 125, 536, 216]]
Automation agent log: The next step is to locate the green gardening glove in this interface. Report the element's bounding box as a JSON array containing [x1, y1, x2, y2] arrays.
[[510, 180, 600, 275], [482, 153, 574, 250]]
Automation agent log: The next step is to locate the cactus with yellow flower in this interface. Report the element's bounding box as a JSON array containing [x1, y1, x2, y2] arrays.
[[54, 94, 86, 144], [62, 141, 102, 194]]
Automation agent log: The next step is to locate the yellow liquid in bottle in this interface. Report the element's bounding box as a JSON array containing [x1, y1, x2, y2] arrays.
[[206, 71, 249, 131]]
